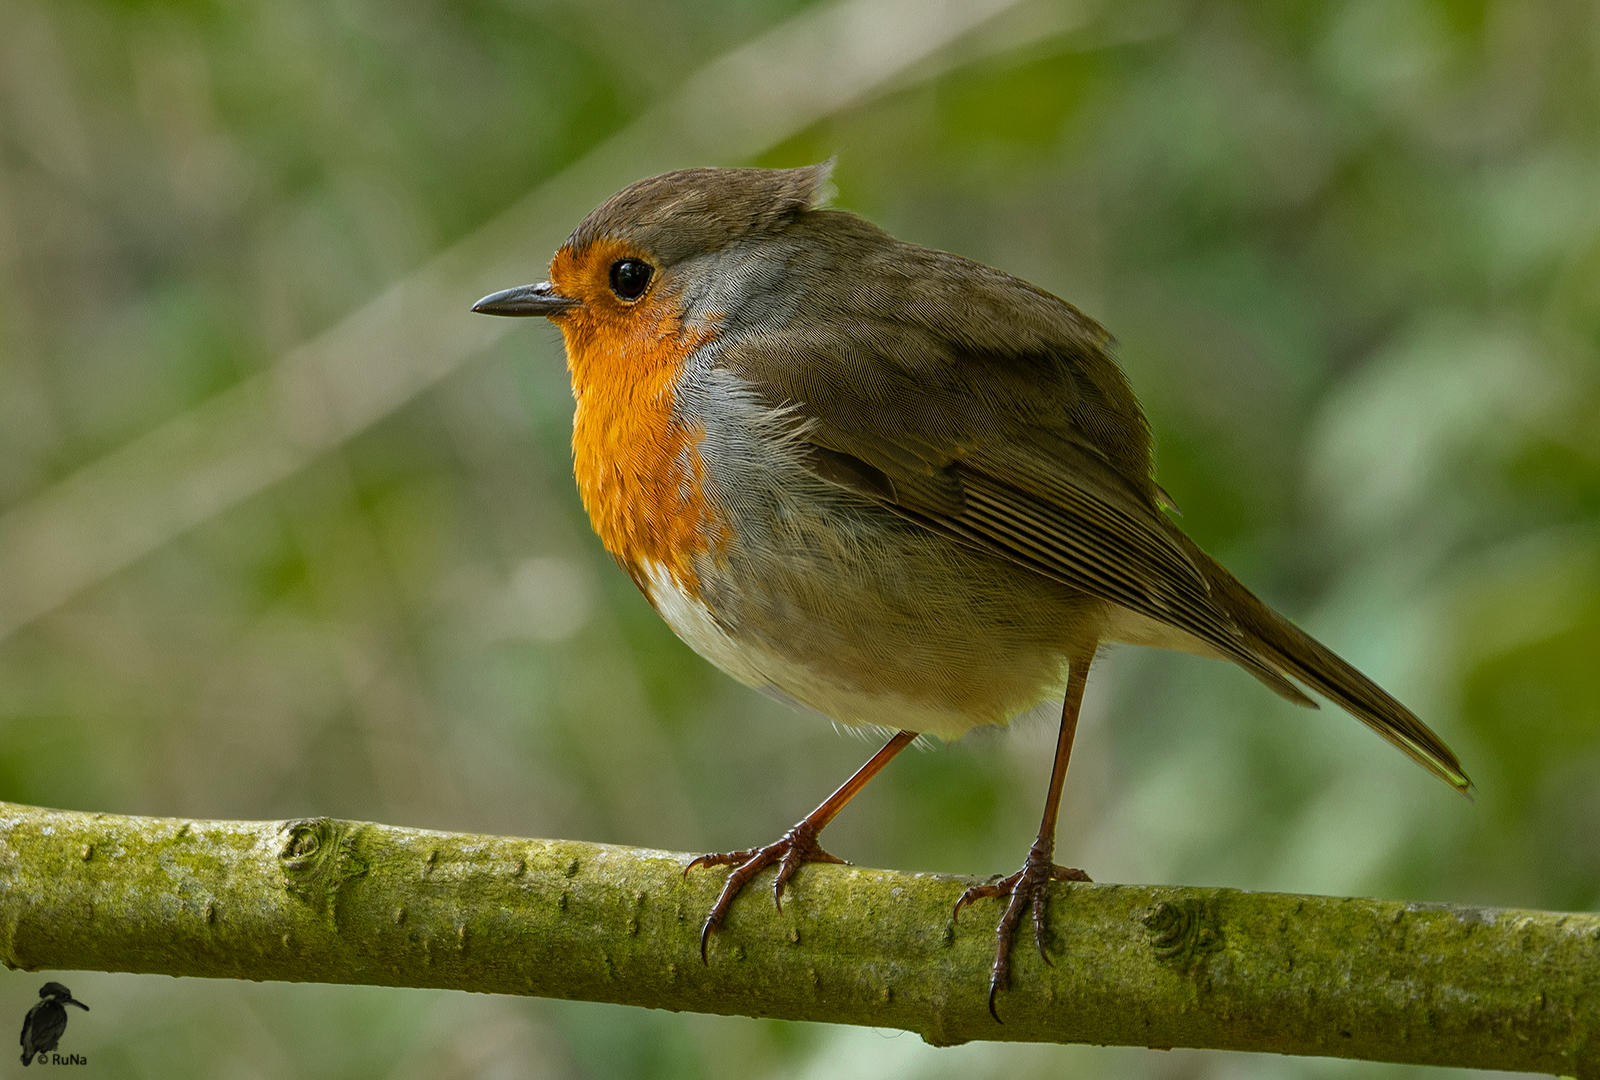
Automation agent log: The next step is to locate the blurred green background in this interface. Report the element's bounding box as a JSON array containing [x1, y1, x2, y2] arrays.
[[1, 0, 1597, 1076]]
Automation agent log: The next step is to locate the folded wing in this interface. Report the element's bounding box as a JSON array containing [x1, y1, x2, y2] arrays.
[[719, 214, 1469, 792]]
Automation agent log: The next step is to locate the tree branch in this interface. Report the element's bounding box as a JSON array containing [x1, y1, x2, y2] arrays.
[[0, 802, 1592, 1074]]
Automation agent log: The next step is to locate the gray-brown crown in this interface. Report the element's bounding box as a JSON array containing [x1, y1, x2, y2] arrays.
[[562, 162, 834, 265]]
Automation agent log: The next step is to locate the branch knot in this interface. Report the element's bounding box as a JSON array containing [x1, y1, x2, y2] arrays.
[[279, 818, 368, 908]]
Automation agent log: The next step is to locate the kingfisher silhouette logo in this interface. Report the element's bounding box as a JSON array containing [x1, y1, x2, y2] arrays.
[[18, 982, 88, 1066]]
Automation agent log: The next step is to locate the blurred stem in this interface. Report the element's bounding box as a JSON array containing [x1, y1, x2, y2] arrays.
[[0, 802, 1593, 1074]]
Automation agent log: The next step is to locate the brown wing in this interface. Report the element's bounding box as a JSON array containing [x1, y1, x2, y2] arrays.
[[718, 213, 1295, 689]]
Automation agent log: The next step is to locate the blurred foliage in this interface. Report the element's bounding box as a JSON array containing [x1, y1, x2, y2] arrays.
[[1, 0, 1597, 1077]]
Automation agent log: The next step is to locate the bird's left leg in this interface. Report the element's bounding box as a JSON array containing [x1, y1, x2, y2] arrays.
[[953, 649, 1095, 1021], [686, 728, 916, 961]]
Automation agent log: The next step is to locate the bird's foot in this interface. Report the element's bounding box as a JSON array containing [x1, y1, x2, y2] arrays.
[[684, 818, 847, 962], [952, 841, 1091, 1022]]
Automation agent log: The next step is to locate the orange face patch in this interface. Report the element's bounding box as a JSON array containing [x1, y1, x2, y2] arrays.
[[549, 239, 728, 594]]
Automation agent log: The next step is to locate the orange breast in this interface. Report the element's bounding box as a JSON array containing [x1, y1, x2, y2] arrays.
[[554, 262, 727, 593]]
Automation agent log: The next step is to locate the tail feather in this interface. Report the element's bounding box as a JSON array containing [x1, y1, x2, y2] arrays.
[[1261, 611, 1469, 793], [1173, 533, 1471, 795]]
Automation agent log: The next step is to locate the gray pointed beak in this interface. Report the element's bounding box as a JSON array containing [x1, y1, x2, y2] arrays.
[[471, 281, 579, 317]]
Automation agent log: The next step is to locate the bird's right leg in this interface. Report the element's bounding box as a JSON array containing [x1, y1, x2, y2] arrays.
[[953, 650, 1095, 1020], [686, 728, 916, 961]]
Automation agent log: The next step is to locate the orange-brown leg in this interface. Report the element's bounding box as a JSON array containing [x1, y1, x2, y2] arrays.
[[953, 652, 1095, 1021], [687, 728, 917, 962]]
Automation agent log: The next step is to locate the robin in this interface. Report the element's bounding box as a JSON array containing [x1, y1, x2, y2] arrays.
[[472, 162, 1470, 1018]]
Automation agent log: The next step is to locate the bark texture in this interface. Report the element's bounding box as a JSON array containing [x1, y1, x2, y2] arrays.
[[0, 802, 1594, 1074]]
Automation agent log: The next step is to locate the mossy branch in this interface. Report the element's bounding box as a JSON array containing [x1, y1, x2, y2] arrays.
[[0, 802, 1594, 1074]]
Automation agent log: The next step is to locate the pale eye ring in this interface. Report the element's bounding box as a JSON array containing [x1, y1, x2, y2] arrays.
[[608, 259, 653, 301]]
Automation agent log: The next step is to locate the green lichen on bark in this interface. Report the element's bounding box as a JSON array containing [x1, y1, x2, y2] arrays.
[[1, 802, 1595, 1075]]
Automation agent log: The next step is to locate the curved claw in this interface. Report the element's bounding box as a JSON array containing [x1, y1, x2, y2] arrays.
[[775, 845, 847, 910], [758, 840, 842, 904], [952, 875, 1008, 923], [1031, 891, 1046, 963], [683, 848, 757, 880], [699, 914, 719, 964]]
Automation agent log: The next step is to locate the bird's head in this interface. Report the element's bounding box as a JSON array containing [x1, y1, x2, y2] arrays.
[[38, 982, 87, 1009], [472, 163, 835, 386]]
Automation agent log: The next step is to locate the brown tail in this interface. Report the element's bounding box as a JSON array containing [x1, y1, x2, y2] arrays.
[[1175, 534, 1471, 795]]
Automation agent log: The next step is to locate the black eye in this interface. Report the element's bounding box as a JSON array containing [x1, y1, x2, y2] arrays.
[[608, 259, 653, 300]]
